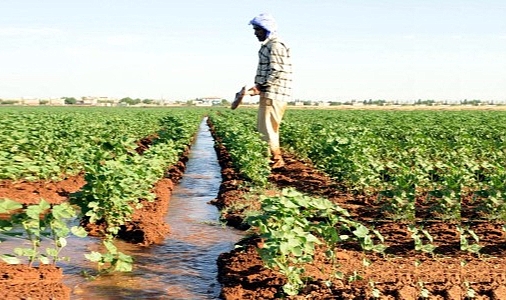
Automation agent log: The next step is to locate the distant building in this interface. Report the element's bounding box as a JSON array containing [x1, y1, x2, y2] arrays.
[[80, 96, 98, 105], [22, 97, 40, 105], [49, 98, 65, 105], [196, 97, 222, 106]]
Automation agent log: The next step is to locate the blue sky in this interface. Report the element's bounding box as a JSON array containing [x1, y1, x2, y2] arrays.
[[1, 0, 505, 102]]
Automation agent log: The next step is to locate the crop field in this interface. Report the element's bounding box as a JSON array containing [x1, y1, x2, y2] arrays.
[[0, 106, 205, 298], [210, 109, 506, 299], [1, 106, 506, 299]]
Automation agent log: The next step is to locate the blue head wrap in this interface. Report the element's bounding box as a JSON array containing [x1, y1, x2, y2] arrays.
[[249, 13, 278, 38]]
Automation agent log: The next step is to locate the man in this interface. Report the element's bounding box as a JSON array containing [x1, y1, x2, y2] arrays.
[[246, 13, 293, 169]]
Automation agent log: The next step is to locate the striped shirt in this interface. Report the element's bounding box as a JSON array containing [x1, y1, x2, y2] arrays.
[[255, 37, 293, 102]]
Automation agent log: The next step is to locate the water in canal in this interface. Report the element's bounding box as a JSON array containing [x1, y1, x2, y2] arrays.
[[60, 119, 244, 299]]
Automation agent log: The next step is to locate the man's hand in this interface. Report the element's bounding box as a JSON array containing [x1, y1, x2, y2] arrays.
[[246, 85, 261, 96]]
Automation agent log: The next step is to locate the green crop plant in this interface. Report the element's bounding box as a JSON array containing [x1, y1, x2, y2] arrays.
[[0, 199, 87, 266], [246, 188, 385, 296], [279, 109, 506, 221], [0, 108, 173, 181], [407, 225, 437, 256], [368, 280, 381, 298], [208, 111, 270, 187], [457, 226, 483, 255], [84, 238, 133, 273], [417, 281, 430, 298]]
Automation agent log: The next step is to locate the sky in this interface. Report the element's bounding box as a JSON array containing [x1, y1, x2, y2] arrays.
[[1, 0, 505, 102]]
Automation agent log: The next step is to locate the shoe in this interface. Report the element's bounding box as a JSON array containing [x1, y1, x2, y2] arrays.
[[270, 158, 285, 169]]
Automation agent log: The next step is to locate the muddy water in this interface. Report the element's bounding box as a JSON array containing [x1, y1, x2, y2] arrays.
[[60, 119, 244, 299]]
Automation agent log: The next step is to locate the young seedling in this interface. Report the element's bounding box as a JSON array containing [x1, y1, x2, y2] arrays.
[[408, 225, 437, 256], [368, 280, 381, 298], [246, 188, 382, 296], [418, 281, 430, 298], [0, 199, 87, 266], [457, 226, 483, 255]]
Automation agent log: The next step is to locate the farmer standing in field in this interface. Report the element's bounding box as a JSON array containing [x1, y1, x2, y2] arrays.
[[237, 13, 293, 169]]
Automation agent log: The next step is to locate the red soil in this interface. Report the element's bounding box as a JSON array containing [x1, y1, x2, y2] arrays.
[[2, 123, 505, 299], [214, 151, 506, 300], [0, 137, 190, 298], [0, 263, 70, 299], [0, 175, 86, 205]]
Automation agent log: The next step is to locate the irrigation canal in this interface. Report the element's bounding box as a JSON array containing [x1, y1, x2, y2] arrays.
[[60, 118, 244, 299]]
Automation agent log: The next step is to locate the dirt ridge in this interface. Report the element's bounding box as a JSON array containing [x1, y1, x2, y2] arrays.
[[212, 142, 506, 299]]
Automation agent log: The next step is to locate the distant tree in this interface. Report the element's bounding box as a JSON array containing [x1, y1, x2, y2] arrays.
[[221, 99, 230, 106], [0, 100, 18, 105], [120, 97, 136, 105], [64, 97, 77, 105], [142, 99, 154, 104]]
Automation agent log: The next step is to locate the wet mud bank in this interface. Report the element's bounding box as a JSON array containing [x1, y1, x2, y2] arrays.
[[207, 118, 253, 231]]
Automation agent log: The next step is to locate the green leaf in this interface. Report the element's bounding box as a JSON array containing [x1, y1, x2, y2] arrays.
[[25, 206, 43, 220], [57, 237, 67, 248], [0, 220, 13, 231], [0, 199, 23, 213], [353, 225, 369, 238], [84, 251, 102, 262], [14, 247, 35, 257], [71, 226, 88, 238], [292, 246, 303, 257], [38, 199, 51, 211], [51, 203, 76, 219], [114, 252, 134, 272], [39, 255, 50, 264], [103, 240, 118, 254], [1, 254, 21, 264], [467, 244, 483, 253], [46, 248, 59, 257]]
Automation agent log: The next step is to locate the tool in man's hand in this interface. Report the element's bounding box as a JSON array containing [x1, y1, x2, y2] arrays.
[[231, 85, 246, 110]]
